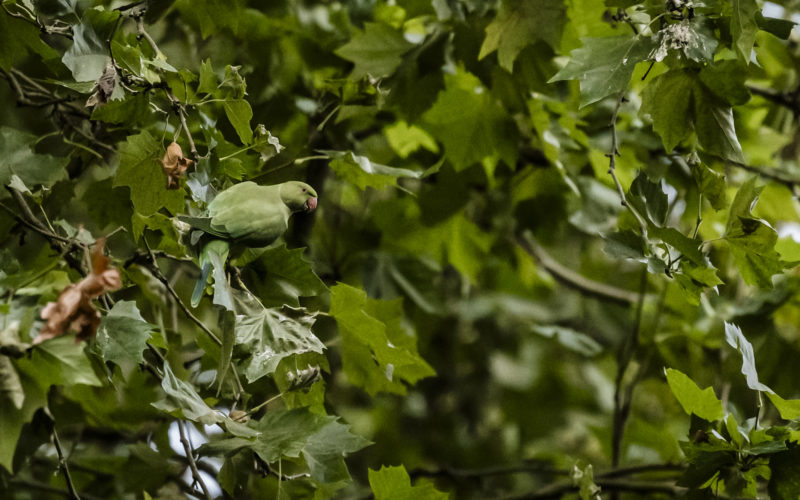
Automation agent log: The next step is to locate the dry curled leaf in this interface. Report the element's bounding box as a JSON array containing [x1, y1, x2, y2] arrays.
[[35, 238, 121, 345], [85, 60, 117, 108], [160, 142, 193, 190]]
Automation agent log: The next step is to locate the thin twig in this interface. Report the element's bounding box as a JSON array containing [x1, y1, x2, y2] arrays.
[[499, 478, 684, 500], [598, 463, 685, 479], [729, 160, 800, 194], [607, 92, 648, 236], [141, 242, 222, 346], [134, 16, 200, 160], [411, 462, 567, 480], [516, 232, 643, 305], [610, 268, 648, 500], [52, 427, 81, 500], [177, 421, 213, 500], [7, 479, 103, 500], [746, 83, 797, 114]]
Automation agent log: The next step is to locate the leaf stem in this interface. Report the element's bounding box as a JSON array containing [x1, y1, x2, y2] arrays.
[[607, 92, 648, 237]]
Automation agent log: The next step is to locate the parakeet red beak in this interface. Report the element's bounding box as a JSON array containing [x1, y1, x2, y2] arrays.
[[305, 197, 317, 212]]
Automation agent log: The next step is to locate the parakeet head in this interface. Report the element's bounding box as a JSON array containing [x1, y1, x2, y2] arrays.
[[280, 181, 318, 213]]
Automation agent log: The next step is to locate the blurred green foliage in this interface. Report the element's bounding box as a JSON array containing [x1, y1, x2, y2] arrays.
[[2, 0, 800, 498]]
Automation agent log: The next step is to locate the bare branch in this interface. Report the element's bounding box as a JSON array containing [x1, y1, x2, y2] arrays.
[[516, 232, 643, 306], [177, 421, 213, 500], [52, 427, 81, 500]]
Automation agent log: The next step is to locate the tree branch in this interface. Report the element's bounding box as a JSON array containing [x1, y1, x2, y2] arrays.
[[52, 427, 81, 500], [500, 478, 684, 500], [516, 232, 643, 305], [607, 92, 648, 236], [140, 245, 222, 346], [729, 160, 800, 194], [746, 84, 798, 114], [177, 421, 212, 500], [410, 462, 567, 480], [7, 479, 103, 500]]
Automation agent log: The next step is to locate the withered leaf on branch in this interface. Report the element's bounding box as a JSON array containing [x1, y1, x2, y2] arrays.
[[35, 238, 122, 345], [160, 141, 194, 190], [85, 60, 117, 108]]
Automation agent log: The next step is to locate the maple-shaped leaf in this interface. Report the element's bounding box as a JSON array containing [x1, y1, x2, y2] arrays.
[[549, 34, 655, 108], [479, 0, 566, 72], [335, 22, 414, 79]]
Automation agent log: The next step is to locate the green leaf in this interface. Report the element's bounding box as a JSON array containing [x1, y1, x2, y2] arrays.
[[699, 60, 751, 106], [0, 357, 24, 410], [531, 325, 602, 356], [235, 306, 325, 383], [695, 90, 745, 164], [174, 0, 243, 39], [369, 465, 450, 500], [61, 8, 119, 82], [628, 173, 668, 226], [201, 407, 370, 484], [198, 59, 217, 95], [640, 70, 694, 153], [478, 0, 566, 72], [0, 127, 68, 188], [373, 198, 493, 282], [151, 363, 224, 425], [422, 68, 517, 170], [767, 393, 800, 421], [649, 226, 705, 265], [131, 212, 186, 257], [246, 245, 327, 307], [327, 151, 421, 190], [91, 92, 151, 125], [769, 447, 800, 500], [0, 364, 45, 472], [18, 335, 102, 387], [732, 0, 760, 62], [114, 131, 186, 216], [224, 99, 254, 145], [665, 368, 724, 421], [641, 69, 744, 163], [96, 301, 154, 366], [549, 34, 654, 108], [725, 178, 783, 287], [692, 162, 727, 210], [724, 322, 773, 393], [602, 230, 647, 261], [334, 22, 414, 79], [756, 15, 796, 40], [0, 9, 58, 70], [384, 121, 439, 159], [330, 283, 435, 396]]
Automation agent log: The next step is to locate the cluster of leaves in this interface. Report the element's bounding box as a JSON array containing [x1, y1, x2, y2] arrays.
[[3, 0, 800, 499]]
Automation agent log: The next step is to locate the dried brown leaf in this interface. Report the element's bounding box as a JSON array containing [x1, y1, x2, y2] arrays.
[[86, 61, 117, 108], [160, 142, 193, 190], [35, 238, 121, 344]]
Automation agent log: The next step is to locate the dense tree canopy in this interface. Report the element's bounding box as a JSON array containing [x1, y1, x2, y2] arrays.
[[3, 0, 800, 498]]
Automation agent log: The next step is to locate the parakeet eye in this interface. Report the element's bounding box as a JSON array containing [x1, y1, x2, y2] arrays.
[[302, 188, 307, 192]]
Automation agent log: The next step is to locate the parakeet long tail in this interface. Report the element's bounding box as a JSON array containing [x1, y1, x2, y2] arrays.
[[190, 239, 230, 308], [191, 261, 212, 307]]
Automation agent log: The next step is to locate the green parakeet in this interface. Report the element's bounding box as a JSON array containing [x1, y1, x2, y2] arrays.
[[179, 181, 318, 307]]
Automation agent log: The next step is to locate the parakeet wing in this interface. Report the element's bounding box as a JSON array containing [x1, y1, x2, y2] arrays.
[[177, 215, 230, 239]]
